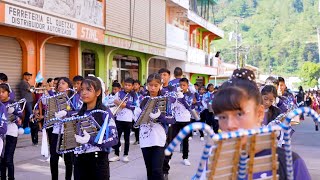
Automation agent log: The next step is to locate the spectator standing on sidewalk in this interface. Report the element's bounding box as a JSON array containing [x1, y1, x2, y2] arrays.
[[296, 86, 305, 120], [18, 72, 34, 128]]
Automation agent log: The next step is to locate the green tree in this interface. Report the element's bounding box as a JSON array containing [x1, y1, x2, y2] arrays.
[[212, 0, 320, 76], [293, 0, 304, 13], [252, 0, 258, 8], [303, 43, 319, 63], [241, 24, 250, 31], [307, 52, 313, 62], [240, 1, 252, 18], [299, 62, 320, 88]]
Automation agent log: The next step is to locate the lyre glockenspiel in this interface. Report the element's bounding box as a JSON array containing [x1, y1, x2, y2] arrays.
[[6, 98, 26, 122], [134, 96, 169, 127], [44, 93, 69, 128], [165, 123, 282, 180], [56, 110, 106, 154]]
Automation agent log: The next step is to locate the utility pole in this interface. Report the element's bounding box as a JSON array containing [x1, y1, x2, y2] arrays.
[[235, 19, 239, 68], [269, 60, 272, 75], [317, 27, 320, 62]]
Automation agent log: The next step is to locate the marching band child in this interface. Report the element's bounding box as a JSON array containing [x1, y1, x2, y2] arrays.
[[159, 68, 176, 95], [202, 84, 218, 133], [34, 82, 45, 103], [262, 85, 293, 147], [72, 75, 84, 111], [73, 76, 84, 91], [0, 84, 19, 180], [169, 67, 196, 93], [277, 77, 301, 125], [133, 80, 143, 145], [103, 82, 121, 108], [53, 78, 59, 89], [193, 86, 205, 140], [137, 73, 175, 180], [103, 81, 121, 155], [171, 78, 194, 166], [31, 82, 45, 145], [133, 80, 143, 107], [50, 77, 75, 180], [112, 82, 121, 94], [47, 77, 60, 96], [0, 73, 15, 101], [46, 78, 54, 89], [109, 78, 136, 162], [194, 83, 199, 93], [212, 68, 311, 179], [41, 78, 55, 160], [73, 76, 118, 180], [261, 85, 281, 125], [0, 101, 7, 157], [168, 67, 182, 88], [158, 68, 176, 179], [189, 91, 199, 140], [45, 78, 54, 96], [277, 77, 296, 113]]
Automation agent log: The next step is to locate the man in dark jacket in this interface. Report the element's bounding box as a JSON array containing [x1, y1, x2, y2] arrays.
[[18, 72, 33, 128], [296, 86, 305, 120]]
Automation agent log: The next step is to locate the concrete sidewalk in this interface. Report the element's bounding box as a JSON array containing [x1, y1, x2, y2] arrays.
[[11, 117, 320, 180]]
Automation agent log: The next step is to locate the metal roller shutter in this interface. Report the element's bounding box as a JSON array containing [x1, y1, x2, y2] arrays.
[[105, 0, 131, 36], [45, 44, 70, 79], [0, 36, 22, 100], [150, 0, 166, 45], [106, 0, 151, 41], [132, 0, 150, 41]]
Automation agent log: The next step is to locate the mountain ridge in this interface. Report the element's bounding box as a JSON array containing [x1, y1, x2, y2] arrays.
[[212, 0, 320, 76]]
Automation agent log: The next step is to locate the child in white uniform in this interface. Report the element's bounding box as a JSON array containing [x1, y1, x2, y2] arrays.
[[136, 73, 175, 180]]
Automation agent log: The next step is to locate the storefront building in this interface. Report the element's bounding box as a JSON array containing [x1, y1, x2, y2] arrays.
[[0, 0, 105, 98], [104, 0, 167, 86], [0, 0, 224, 95], [165, 0, 224, 83]]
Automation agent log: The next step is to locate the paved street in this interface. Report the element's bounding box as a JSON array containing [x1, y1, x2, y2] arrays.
[[12, 117, 320, 180]]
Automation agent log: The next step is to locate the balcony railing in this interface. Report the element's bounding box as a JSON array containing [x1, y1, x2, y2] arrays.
[[188, 46, 206, 65], [188, 47, 220, 67], [166, 24, 188, 50]]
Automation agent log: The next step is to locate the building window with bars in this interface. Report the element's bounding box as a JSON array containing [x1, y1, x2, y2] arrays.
[[82, 51, 96, 77], [148, 59, 167, 75], [112, 55, 140, 84]]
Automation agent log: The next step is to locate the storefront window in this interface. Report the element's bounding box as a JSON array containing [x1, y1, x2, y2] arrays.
[[82, 51, 96, 77], [196, 76, 204, 87], [148, 59, 167, 75], [112, 55, 140, 84]]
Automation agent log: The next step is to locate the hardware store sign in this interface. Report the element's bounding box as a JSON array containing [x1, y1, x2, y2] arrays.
[[5, 4, 77, 38]]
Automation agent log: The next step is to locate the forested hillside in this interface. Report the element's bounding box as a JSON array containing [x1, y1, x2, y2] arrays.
[[213, 0, 320, 77]]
